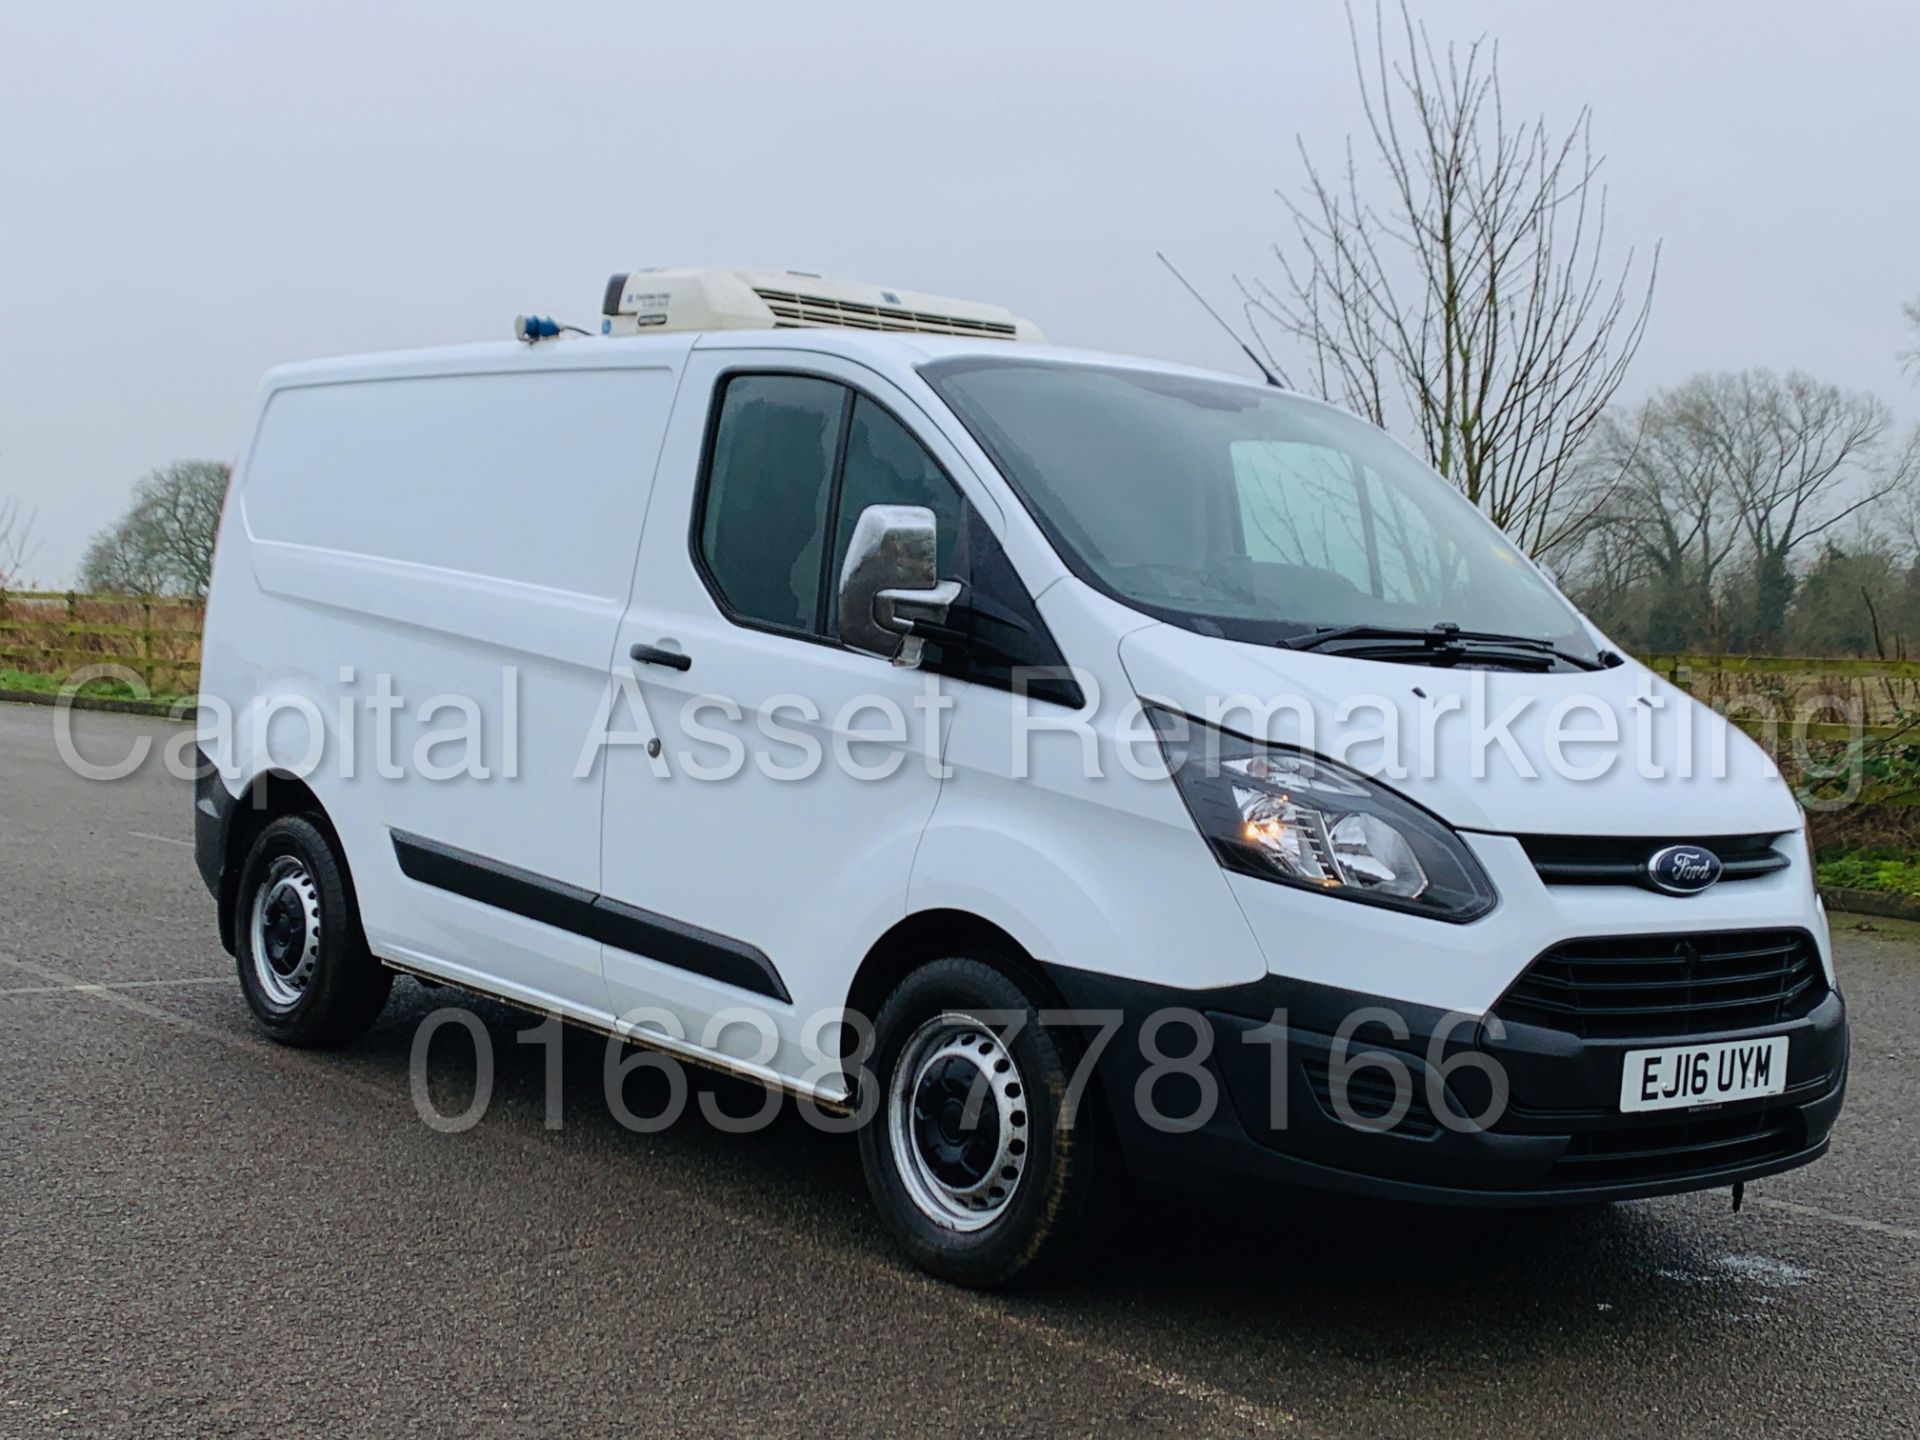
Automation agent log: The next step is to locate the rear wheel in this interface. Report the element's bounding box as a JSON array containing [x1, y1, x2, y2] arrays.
[[234, 815, 391, 1046], [858, 957, 1101, 1287]]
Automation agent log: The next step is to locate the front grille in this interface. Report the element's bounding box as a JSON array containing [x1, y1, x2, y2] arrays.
[[1517, 832, 1790, 888], [1301, 1059, 1443, 1138], [1494, 929, 1826, 1040], [1544, 1107, 1801, 1187]]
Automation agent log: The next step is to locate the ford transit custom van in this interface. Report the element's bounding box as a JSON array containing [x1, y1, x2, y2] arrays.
[[195, 268, 1846, 1285]]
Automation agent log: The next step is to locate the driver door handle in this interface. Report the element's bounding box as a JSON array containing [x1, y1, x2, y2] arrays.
[[629, 642, 692, 672]]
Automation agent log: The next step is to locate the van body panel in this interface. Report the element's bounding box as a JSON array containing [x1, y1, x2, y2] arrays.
[[203, 345, 688, 1014], [241, 369, 672, 601], [910, 579, 1271, 993], [1115, 624, 1803, 838], [598, 347, 968, 1084], [1219, 828, 1833, 1016]]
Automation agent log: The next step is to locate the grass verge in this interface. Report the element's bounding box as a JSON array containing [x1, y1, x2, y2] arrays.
[[1817, 850, 1920, 900], [0, 667, 193, 707]]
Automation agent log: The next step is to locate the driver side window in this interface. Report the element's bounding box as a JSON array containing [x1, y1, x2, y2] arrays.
[[696, 374, 966, 640], [698, 374, 844, 634], [692, 370, 1079, 701]]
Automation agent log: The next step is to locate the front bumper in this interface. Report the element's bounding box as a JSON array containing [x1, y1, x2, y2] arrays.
[[1041, 959, 1848, 1206]]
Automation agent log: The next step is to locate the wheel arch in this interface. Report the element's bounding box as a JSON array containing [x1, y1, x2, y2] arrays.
[[843, 908, 1070, 1036], [216, 769, 356, 955]]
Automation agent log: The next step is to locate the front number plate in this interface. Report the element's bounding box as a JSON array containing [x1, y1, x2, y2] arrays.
[[1619, 1036, 1789, 1114]]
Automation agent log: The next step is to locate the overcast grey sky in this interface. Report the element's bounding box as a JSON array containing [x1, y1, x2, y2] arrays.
[[2, 0, 1915, 585]]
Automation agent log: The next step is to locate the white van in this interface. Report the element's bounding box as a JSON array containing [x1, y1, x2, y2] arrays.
[[196, 268, 1847, 1285]]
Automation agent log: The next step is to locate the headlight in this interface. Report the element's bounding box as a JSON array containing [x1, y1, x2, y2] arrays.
[[1148, 706, 1497, 923]]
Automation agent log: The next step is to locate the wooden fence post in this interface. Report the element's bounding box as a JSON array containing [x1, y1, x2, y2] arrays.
[[141, 596, 155, 693]]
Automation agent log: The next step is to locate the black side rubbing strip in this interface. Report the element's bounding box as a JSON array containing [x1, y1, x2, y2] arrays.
[[583, 897, 790, 1003], [389, 831, 791, 1004], [393, 831, 598, 933]]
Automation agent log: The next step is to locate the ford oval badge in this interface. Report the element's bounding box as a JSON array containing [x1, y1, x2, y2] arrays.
[[1647, 844, 1722, 895]]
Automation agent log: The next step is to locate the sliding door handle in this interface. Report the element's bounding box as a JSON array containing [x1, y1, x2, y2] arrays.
[[629, 642, 692, 672]]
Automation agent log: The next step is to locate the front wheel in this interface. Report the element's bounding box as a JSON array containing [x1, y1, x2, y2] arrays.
[[857, 957, 1102, 1287], [234, 814, 392, 1047]]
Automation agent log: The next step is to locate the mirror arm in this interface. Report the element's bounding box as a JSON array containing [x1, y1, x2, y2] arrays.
[[875, 579, 963, 636], [875, 579, 962, 668]]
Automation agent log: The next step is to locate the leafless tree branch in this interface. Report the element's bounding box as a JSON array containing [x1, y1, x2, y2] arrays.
[[78, 461, 230, 597], [1564, 370, 1915, 650], [0, 496, 41, 590], [1240, 0, 1657, 561]]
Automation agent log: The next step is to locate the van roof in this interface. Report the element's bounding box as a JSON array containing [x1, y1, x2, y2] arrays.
[[259, 330, 1266, 395]]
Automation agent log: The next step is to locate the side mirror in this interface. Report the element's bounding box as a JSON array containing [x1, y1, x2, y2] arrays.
[[836, 503, 962, 667]]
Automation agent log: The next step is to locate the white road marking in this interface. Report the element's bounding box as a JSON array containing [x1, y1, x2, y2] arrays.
[[1658, 1254, 1819, 1287], [0, 946, 1304, 1436], [128, 830, 194, 849], [0, 975, 229, 998], [1752, 1196, 1920, 1244], [946, 1291, 1299, 1432]]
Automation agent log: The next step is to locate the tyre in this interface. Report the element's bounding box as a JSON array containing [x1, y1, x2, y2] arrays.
[[233, 814, 392, 1047], [858, 956, 1102, 1287]]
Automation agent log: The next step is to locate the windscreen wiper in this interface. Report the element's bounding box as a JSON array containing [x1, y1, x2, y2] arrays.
[[1278, 622, 1615, 672]]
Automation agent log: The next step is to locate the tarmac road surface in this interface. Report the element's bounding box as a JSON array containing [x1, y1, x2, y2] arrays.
[[2, 704, 1916, 1437]]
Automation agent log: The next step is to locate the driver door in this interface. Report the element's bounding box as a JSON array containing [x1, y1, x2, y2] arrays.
[[596, 349, 983, 1089]]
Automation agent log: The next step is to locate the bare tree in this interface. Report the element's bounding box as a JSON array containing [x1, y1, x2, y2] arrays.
[[1576, 382, 1744, 648], [0, 496, 40, 590], [1570, 370, 1915, 652], [77, 520, 170, 595], [1699, 371, 1910, 649], [79, 461, 231, 597], [1243, 0, 1657, 559], [1888, 438, 1920, 562], [1903, 296, 1920, 382]]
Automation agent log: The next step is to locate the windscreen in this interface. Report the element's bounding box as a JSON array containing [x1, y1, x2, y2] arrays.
[[923, 357, 1596, 658]]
